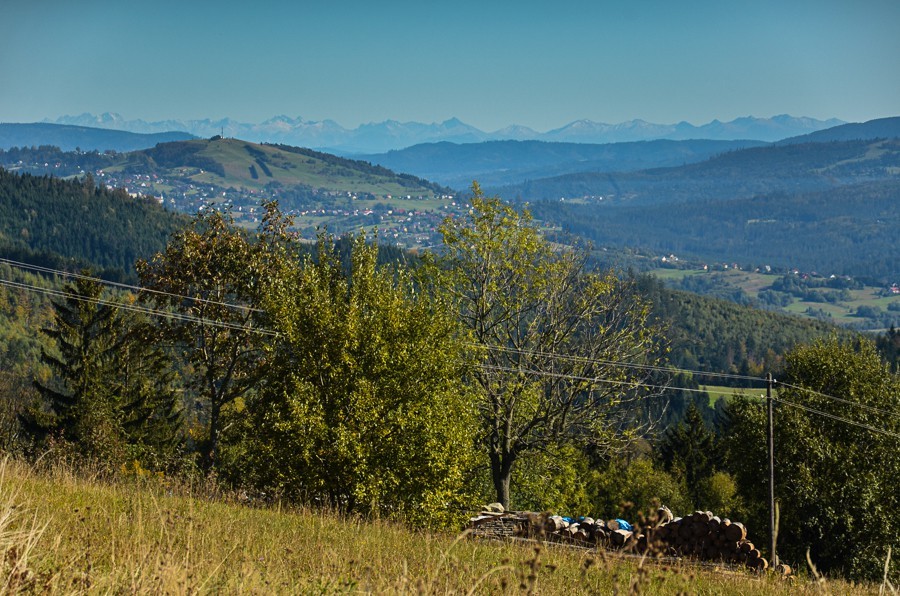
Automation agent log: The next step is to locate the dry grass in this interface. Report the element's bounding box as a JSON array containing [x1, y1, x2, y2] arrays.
[[0, 456, 881, 594]]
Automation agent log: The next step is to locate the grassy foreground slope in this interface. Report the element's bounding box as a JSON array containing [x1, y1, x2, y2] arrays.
[[0, 459, 872, 594]]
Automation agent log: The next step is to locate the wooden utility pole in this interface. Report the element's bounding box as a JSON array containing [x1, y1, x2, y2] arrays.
[[767, 372, 777, 567]]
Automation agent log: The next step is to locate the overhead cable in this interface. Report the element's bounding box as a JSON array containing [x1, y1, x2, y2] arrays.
[[474, 342, 769, 384], [0, 277, 278, 337], [0, 256, 263, 313], [777, 381, 900, 419], [479, 363, 900, 440], [773, 396, 900, 440]]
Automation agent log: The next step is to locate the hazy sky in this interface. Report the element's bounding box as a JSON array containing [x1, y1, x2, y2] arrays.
[[1, 0, 898, 131]]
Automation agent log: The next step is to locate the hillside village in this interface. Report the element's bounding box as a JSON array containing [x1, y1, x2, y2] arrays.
[[2, 145, 466, 248]]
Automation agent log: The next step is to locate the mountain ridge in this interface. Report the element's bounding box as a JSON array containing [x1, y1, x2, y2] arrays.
[[0, 122, 196, 152], [44, 113, 846, 153], [775, 116, 900, 145], [358, 138, 770, 188], [493, 137, 900, 205]]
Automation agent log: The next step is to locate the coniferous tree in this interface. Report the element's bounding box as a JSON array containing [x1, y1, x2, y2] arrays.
[[23, 276, 125, 457], [22, 276, 182, 465], [115, 309, 183, 464], [658, 400, 716, 504]]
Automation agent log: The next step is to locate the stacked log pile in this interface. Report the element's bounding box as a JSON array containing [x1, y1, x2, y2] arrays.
[[468, 507, 773, 572], [648, 510, 769, 571], [467, 511, 530, 539]]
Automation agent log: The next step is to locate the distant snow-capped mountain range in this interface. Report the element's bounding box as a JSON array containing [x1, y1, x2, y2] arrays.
[[46, 113, 845, 154]]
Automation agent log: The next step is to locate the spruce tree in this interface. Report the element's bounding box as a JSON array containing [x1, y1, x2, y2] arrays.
[[24, 276, 124, 457], [658, 400, 716, 503], [23, 276, 182, 464]]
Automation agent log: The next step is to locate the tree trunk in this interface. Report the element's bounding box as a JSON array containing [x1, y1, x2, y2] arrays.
[[490, 451, 513, 510], [205, 401, 221, 471]]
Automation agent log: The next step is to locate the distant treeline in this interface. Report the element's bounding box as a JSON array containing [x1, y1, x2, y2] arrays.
[[0, 145, 119, 177]]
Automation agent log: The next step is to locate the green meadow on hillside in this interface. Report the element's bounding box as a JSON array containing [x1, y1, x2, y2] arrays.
[[650, 267, 900, 330]]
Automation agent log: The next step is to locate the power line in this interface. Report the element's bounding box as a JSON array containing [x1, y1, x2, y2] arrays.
[[0, 277, 279, 337], [773, 396, 900, 440], [0, 257, 263, 314], [9, 260, 878, 411], [0, 260, 771, 387], [479, 363, 900, 440], [5, 259, 898, 436], [476, 346, 900, 419], [0, 277, 272, 335], [777, 381, 900, 419], [477, 363, 716, 397], [473, 342, 769, 385]]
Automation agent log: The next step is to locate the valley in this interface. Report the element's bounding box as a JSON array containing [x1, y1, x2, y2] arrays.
[[1, 115, 898, 588]]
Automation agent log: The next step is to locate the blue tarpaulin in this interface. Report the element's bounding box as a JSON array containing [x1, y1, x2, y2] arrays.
[[615, 518, 633, 531]]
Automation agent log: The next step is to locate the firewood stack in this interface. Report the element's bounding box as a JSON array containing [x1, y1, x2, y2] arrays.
[[640, 510, 769, 571], [469, 505, 773, 572], [539, 515, 635, 548], [467, 503, 531, 539]]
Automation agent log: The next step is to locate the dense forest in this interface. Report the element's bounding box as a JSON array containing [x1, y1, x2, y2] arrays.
[[0, 169, 186, 280], [637, 275, 856, 380], [530, 178, 900, 282]]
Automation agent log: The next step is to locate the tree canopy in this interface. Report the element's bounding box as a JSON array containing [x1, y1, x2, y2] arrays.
[[430, 183, 663, 509], [724, 337, 900, 582], [230, 233, 477, 524]]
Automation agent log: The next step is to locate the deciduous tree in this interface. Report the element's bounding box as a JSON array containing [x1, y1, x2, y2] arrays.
[[137, 203, 291, 469], [724, 337, 900, 581], [430, 183, 663, 509], [235, 233, 476, 525]]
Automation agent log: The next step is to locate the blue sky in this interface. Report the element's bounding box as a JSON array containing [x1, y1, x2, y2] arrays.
[[1, 0, 898, 131]]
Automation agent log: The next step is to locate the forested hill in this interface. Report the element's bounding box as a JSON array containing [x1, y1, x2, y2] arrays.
[[357, 138, 767, 188], [0, 168, 187, 280], [636, 275, 854, 380], [496, 137, 900, 204], [0, 122, 195, 152], [776, 116, 900, 145], [533, 178, 900, 281]]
